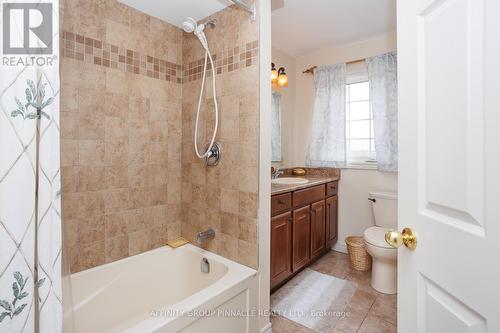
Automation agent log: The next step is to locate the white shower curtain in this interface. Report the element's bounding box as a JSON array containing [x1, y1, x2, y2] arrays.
[[366, 52, 398, 172], [306, 64, 347, 167], [0, 1, 62, 332]]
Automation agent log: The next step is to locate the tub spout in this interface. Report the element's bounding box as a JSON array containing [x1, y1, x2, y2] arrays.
[[196, 228, 215, 244]]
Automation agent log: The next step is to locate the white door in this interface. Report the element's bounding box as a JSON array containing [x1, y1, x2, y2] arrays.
[[398, 0, 500, 332]]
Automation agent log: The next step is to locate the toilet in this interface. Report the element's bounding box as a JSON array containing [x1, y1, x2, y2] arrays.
[[363, 191, 398, 294]]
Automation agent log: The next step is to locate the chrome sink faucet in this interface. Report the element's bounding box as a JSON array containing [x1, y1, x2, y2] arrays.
[[196, 228, 215, 245], [272, 167, 283, 179]]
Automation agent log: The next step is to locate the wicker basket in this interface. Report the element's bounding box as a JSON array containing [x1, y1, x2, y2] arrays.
[[345, 236, 372, 271]]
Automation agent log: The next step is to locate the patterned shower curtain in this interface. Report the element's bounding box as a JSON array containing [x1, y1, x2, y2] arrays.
[[0, 1, 62, 332]]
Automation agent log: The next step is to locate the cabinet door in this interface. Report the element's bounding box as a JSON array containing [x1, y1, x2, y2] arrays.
[[326, 195, 338, 246], [292, 205, 311, 272], [310, 200, 326, 259], [270, 212, 292, 288]]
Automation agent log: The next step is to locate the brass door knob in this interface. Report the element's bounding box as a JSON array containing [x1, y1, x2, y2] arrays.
[[385, 228, 417, 250]]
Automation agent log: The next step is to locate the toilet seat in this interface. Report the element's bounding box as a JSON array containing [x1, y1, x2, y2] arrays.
[[364, 226, 394, 249]]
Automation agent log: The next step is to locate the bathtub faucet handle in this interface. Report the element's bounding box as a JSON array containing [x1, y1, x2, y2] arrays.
[[196, 228, 216, 245]]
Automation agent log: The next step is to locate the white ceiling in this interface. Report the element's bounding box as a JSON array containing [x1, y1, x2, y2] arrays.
[[118, 0, 233, 28], [272, 0, 396, 56]]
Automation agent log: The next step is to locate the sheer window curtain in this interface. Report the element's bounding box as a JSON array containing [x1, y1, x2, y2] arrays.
[[366, 52, 398, 172], [271, 92, 282, 162], [306, 64, 347, 167]]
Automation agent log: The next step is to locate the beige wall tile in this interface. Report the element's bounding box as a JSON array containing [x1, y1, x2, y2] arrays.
[[61, 139, 79, 167], [78, 240, 105, 271], [63, 0, 258, 272], [62, 192, 79, 221], [104, 212, 128, 238], [238, 217, 257, 243], [78, 166, 106, 191], [220, 189, 240, 215], [238, 167, 258, 193], [105, 235, 129, 263], [106, 165, 128, 189], [129, 229, 151, 255], [104, 188, 130, 214], [239, 191, 258, 218], [105, 92, 129, 118], [61, 111, 79, 139], [80, 62, 106, 91], [78, 191, 105, 218], [61, 166, 79, 194], [238, 240, 257, 268], [78, 215, 105, 244], [79, 140, 105, 166], [221, 212, 239, 237]]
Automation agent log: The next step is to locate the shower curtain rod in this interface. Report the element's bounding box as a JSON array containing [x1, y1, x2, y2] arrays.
[[302, 58, 366, 74], [230, 0, 256, 20]]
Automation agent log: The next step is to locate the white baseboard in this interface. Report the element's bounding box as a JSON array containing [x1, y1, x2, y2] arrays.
[[331, 243, 348, 254], [260, 322, 272, 333]]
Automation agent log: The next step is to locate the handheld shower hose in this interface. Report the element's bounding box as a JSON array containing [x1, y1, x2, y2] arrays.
[[183, 18, 219, 159]]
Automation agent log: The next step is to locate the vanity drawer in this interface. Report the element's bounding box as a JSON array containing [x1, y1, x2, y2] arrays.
[[271, 193, 292, 216], [293, 185, 325, 208], [326, 181, 338, 197]]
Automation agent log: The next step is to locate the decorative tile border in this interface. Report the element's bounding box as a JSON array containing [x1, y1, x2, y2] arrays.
[[61, 30, 259, 84], [183, 40, 259, 83], [61, 30, 183, 83]]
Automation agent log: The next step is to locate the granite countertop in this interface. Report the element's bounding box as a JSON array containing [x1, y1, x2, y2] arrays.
[[271, 175, 340, 195]]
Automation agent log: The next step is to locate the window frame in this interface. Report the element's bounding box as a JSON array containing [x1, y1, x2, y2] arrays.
[[344, 73, 378, 169]]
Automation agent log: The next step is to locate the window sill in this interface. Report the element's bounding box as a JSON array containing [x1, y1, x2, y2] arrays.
[[343, 162, 378, 171]]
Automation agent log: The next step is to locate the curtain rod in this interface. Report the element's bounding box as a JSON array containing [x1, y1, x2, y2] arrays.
[[230, 0, 256, 20], [302, 58, 366, 74]]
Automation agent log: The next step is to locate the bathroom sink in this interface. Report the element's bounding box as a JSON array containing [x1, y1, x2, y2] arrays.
[[272, 177, 309, 185]]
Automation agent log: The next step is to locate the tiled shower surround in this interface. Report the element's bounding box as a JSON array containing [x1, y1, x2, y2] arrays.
[[60, 0, 259, 272]]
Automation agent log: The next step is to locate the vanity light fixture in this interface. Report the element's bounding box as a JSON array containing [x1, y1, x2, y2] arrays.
[[271, 63, 288, 88]]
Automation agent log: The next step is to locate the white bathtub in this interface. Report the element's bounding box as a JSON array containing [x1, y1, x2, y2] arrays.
[[69, 244, 258, 333]]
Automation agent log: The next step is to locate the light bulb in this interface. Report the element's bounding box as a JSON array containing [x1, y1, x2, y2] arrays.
[[277, 67, 288, 87], [271, 63, 278, 83], [278, 74, 288, 87]]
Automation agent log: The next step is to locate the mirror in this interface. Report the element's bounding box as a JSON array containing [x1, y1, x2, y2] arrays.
[[271, 92, 282, 162]]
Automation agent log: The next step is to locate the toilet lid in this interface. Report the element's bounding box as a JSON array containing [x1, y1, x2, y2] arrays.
[[364, 226, 393, 249]]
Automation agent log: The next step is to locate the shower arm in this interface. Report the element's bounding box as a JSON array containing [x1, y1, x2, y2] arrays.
[[230, 0, 256, 21]]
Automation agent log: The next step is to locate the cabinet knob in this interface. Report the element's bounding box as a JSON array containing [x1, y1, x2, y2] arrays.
[[278, 200, 286, 205]]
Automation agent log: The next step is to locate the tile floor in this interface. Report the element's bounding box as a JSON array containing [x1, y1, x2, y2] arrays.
[[271, 251, 397, 333]]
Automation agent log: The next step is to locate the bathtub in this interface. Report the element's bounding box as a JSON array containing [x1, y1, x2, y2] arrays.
[[69, 244, 258, 333]]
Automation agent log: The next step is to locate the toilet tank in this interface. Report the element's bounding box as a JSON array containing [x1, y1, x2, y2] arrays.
[[369, 191, 398, 228]]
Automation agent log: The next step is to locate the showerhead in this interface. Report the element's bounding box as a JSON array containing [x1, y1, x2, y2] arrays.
[[182, 17, 197, 33], [182, 17, 210, 50]]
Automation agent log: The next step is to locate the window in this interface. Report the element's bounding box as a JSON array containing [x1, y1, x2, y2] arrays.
[[345, 81, 376, 165]]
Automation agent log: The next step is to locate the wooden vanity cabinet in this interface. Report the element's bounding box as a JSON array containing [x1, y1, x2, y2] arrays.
[[326, 195, 338, 245], [271, 181, 339, 291], [310, 200, 326, 259], [291, 205, 311, 272], [270, 212, 292, 288]]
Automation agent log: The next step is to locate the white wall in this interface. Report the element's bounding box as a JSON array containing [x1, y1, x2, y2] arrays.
[[271, 47, 296, 167], [280, 32, 399, 251], [335, 169, 397, 252]]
